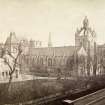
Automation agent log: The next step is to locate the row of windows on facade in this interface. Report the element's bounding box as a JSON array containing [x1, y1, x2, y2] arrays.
[[21, 56, 71, 67], [1, 70, 19, 78]]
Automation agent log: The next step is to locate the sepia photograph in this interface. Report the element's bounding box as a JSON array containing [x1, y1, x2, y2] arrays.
[[0, 0, 105, 105]]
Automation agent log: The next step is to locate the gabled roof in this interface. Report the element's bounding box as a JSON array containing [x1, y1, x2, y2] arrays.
[[78, 46, 87, 56], [28, 46, 75, 57]]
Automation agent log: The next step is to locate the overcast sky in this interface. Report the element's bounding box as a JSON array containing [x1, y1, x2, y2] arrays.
[[0, 0, 105, 46]]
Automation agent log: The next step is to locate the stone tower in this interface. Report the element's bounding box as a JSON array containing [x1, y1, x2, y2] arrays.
[[75, 17, 97, 76], [75, 16, 89, 49], [75, 16, 96, 52], [4, 32, 19, 55]]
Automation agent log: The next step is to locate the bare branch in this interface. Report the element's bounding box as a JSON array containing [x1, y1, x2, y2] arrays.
[[10, 46, 22, 76], [2, 41, 23, 92], [6, 50, 15, 59], [4, 58, 12, 72]]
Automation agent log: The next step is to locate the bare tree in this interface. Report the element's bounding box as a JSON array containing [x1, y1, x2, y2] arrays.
[[3, 42, 22, 92]]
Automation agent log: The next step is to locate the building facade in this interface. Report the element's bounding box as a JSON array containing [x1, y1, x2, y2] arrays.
[[75, 17, 98, 76], [1, 17, 105, 77], [20, 17, 101, 76]]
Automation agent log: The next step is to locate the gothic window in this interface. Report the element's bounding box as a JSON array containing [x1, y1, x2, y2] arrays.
[[37, 57, 40, 65], [32, 57, 35, 63], [48, 58, 52, 66], [31, 57, 35, 66], [2, 72, 4, 77], [9, 71, 10, 75], [60, 57, 64, 66], [79, 55, 85, 64], [40, 58, 43, 65], [6, 71, 8, 77], [15, 70, 18, 78], [53, 58, 56, 66]]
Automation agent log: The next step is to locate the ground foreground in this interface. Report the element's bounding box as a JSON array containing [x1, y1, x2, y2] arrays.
[[0, 75, 105, 104]]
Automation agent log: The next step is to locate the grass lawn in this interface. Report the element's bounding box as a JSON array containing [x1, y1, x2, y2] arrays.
[[0, 75, 105, 104]]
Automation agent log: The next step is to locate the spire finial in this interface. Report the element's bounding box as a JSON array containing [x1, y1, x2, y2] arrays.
[[83, 16, 89, 29], [48, 32, 52, 47]]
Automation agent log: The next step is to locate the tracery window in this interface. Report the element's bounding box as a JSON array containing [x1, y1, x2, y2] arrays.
[[48, 58, 52, 66]]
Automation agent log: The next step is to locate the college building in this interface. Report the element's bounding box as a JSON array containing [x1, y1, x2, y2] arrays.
[[1, 17, 105, 77]]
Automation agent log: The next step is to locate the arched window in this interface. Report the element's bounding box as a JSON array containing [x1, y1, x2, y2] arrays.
[[2, 72, 4, 77], [48, 58, 52, 66], [6, 71, 8, 77], [33, 57, 35, 63], [15, 70, 18, 78], [53, 58, 56, 66], [40, 58, 43, 65], [60, 57, 64, 66], [37, 57, 40, 65]]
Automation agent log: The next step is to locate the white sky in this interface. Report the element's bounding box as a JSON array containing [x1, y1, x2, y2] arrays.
[[0, 0, 105, 46]]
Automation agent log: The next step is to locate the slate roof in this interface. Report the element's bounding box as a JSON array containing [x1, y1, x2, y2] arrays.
[[5, 32, 19, 46], [28, 46, 75, 57]]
